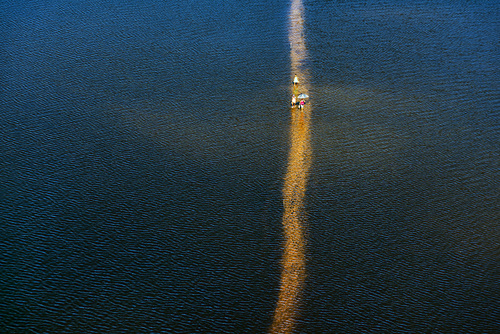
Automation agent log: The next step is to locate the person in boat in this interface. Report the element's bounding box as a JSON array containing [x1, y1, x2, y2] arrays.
[[293, 74, 299, 85], [291, 94, 297, 107]]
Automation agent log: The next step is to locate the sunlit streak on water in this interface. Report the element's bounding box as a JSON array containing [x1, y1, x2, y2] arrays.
[[270, 0, 312, 332]]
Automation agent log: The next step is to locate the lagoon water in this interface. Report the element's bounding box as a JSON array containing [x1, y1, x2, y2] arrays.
[[1, 0, 499, 333]]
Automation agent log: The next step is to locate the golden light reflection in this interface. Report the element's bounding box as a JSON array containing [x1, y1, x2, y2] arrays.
[[270, 0, 312, 333]]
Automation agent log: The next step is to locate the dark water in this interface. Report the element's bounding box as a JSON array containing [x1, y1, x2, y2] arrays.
[[1, 0, 499, 333]]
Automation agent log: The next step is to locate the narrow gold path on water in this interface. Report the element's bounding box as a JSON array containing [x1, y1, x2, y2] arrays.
[[270, 0, 311, 333]]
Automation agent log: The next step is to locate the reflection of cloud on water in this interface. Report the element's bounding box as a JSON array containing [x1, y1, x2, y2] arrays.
[[315, 1, 490, 26], [309, 84, 442, 171], [348, 2, 486, 23], [116, 106, 287, 168], [309, 82, 496, 178], [314, 84, 437, 113]]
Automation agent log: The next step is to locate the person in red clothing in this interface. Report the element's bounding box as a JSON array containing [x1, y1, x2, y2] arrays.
[[299, 99, 305, 109]]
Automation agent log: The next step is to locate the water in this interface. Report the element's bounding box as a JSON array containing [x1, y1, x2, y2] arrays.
[[271, 1, 311, 332], [1, 0, 499, 333]]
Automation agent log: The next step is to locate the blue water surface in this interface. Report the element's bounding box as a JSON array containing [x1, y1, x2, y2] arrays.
[[1, 0, 499, 333]]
